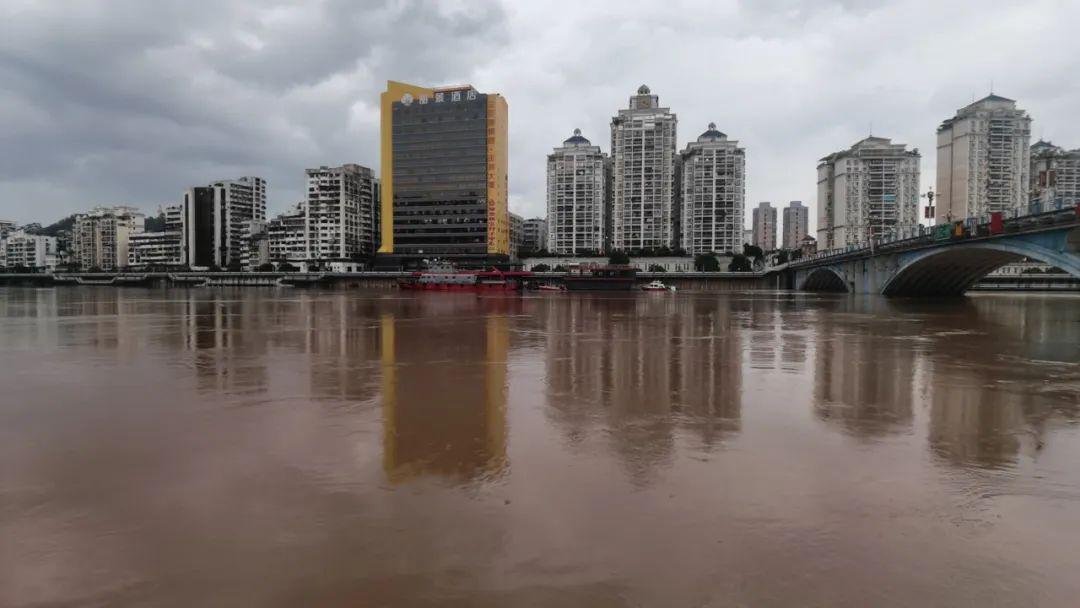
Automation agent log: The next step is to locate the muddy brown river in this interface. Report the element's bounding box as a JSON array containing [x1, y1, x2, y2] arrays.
[[1, 288, 1078, 606]]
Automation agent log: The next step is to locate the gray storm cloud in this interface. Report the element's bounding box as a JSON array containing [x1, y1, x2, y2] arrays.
[[1, 0, 1078, 232]]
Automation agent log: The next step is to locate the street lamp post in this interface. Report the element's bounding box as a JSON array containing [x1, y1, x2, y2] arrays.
[[920, 188, 936, 225]]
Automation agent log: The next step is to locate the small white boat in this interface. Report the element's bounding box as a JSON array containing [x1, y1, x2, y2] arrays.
[[537, 284, 566, 292], [641, 280, 676, 292]]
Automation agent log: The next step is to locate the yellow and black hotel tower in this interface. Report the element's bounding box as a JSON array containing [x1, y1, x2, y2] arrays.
[[376, 81, 509, 268]]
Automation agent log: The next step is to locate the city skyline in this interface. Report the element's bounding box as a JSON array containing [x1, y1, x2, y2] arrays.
[[3, 1, 1080, 235]]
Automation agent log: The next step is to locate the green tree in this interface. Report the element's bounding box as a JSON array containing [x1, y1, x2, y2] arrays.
[[144, 213, 167, 232], [776, 250, 790, 264], [532, 263, 551, 272], [278, 262, 298, 272], [694, 253, 720, 272], [647, 264, 666, 272], [742, 243, 763, 260], [552, 265, 569, 273], [728, 254, 752, 272], [256, 262, 276, 272], [608, 250, 630, 265]]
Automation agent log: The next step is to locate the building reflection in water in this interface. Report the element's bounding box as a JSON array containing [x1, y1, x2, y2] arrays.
[[542, 294, 743, 483], [927, 369, 1028, 470], [812, 299, 915, 439], [923, 297, 1080, 470], [182, 292, 269, 396], [299, 295, 381, 402], [380, 296, 513, 483]]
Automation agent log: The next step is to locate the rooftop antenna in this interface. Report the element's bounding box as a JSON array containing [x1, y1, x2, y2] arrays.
[[990, 79, 994, 95], [869, 121, 873, 137]]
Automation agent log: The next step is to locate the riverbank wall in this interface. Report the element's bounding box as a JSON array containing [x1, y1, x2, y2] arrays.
[[0, 271, 1075, 292]]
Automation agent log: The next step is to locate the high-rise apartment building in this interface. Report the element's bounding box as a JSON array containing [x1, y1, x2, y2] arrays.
[[522, 217, 548, 253], [752, 202, 777, 251], [936, 95, 1031, 222], [782, 201, 809, 250], [1030, 140, 1080, 207], [181, 187, 219, 268], [305, 164, 378, 261], [817, 137, 921, 249], [679, 123, 745, 254], [180, 176, 266, 268], [611, 85, 677, 251], [215, 176, 266, 265], [547, 129, 609, 255], [378, 81, 509, 266], [72, 206, 145, 270], [1, 231, 57, 271]]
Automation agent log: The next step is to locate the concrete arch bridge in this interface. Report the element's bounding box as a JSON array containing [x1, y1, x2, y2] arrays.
[[786, 205, 1080, 297]]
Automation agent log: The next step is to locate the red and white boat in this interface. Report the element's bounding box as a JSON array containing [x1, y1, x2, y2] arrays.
[[398, 263, 531, 292]]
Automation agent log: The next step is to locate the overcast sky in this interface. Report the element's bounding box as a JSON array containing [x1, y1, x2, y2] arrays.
[[2, 0, 1079, 232]]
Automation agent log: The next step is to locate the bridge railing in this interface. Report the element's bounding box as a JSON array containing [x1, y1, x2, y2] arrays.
[[793, 202, 1079, 267]]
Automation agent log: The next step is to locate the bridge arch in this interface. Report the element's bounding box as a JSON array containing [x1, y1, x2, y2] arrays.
[[799, 266, 848, 292], [882, 238, 1080, 297]]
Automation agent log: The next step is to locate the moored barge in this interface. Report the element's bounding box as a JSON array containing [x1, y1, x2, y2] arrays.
[[398, 264, 531, 292], [562, 265, 638, 291]]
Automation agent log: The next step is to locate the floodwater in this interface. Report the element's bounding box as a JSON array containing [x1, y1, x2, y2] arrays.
[[1, 287, 1079, 607]]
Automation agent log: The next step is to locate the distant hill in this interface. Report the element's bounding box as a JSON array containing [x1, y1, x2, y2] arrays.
[[24, 211, 167, 235], [26, 215, 75, 236]]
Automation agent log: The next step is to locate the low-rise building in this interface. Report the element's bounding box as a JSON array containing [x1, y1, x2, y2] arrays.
[[242, 220, 269, 271], [1030, 140, 1080, 207], [2, 230, 58, 271], [267, 203, 307, 264], [522, 218, 548, 253], [0, 219, 16, 240], [521, 256, 697, 273], [509, 212, 524, 258], [128, 231, 183, 269], [73, 206, 145, 271]]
